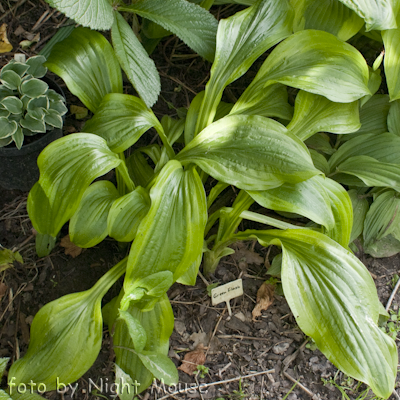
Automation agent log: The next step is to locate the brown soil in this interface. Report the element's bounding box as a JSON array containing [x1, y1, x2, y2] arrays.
[[1, 2, 400, 400]]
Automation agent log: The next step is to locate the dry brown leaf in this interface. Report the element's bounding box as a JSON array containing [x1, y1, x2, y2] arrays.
[[252, 281, 275, 321], [232, 245, 264, 265], [60, 235, 83, 258], [0, 282, 8, 301], [178, 344, 206, 376], [0, 23, 13, 53]]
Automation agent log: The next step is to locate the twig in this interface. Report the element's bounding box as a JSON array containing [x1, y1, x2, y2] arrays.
[[157, 369, 275, 400], [217, 334, 271, 342], [283, 372, 318, 400], [392, 389, 400, 400], [386, 274, 400, 312], [0, 0, 28, 21]]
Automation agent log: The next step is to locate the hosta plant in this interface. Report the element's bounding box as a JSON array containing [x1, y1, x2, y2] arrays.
[[41, 0, 218, 108], [5, 0, 400, 399], [0, 55, 67, 149]]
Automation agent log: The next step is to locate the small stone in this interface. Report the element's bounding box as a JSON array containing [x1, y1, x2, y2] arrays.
[[272, 341, 290, 355]]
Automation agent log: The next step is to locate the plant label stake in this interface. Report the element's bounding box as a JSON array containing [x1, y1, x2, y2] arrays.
[[211, 278, 243, 316]]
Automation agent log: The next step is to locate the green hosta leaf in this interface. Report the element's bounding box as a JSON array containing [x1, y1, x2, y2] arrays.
[[286, 90, 361, 141], [329, 132, 400, 171], [49, 100, 68, 115], [44, 0, 114, 30], [195, 0, 293, 133], [108, 187, 151, 242], [118, 0, 218, 62], [0, 117, 18, 139], [0, 71, 21, 90], [20, 79, 48, 98], [230, 83, 293, 120], [26, 55, 47, 78], [322, 177, 353, 248], [338, 0, 398, 31], [309, 149, 330, 175], [363, 190, 400, 257], [84, 93, 161, 153], [8, 391, 46, 399], [46, 27, 122, 113], [238, 228, 397, 398], [8, 258, 126, 391], [249, 176, 334, 230], [1, 97, 23, 114], [238, 30, 370, 111], [137, 352, 178, 385], [383, 24, 400, 101], [111, 12, 160, 108], [388, 99, 400, 136], [348, 189, 369, 243], [118, 311, 147, 353], [69, 181, 119, 248], [27, 133, 121, 238], [0, 137, 13, 147], [124, 161, 207, 291], [20, 114, 46, 133], [12, 126, 24, 150], [0, 389, 11, 399], [177, 115, 319, 191], [0, 248, 23, 272], [1, 61, 29, 77], [0, 358, 9, 378], [44, 109, 63, 128], [185, 91, 205, 145], [335, 155, 400, 191], [113, 295, 174, 393], [27, 95, 49, 111], [0, 106, 9, 118], [27, 108, 45, 121], [114, 365, 136, 400], [292, 0, 364, 41], [126, 150, 155, 188], [344, 94, 389, 139], [306, 133, 334, 156]]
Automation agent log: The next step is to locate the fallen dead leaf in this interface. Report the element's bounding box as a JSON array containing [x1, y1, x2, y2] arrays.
[[252, 281, 275, 321], [0, 282, 8, 301], [178, 344, 206, 376], [60, 235, 83, 258], [0, 23, 13, 53], [70, 105, 89, 120], [232, 242, 264, 265]]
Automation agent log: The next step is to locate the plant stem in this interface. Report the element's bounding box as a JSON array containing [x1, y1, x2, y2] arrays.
[[116, 156, 135, 193], [93, 257, 128, 298]]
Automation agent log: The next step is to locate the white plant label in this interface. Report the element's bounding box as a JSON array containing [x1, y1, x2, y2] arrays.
[[211, 278, 243, 315]]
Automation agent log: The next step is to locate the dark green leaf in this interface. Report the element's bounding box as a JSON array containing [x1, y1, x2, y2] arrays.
[[20, 114, 46, 133], [1, 97, 23, 114], [26, 55, 47, 78], [348, 189, 369, 243], [0, 117, 18, 139], [20, 79, 48, 98], [0, 71, 21, 90]]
